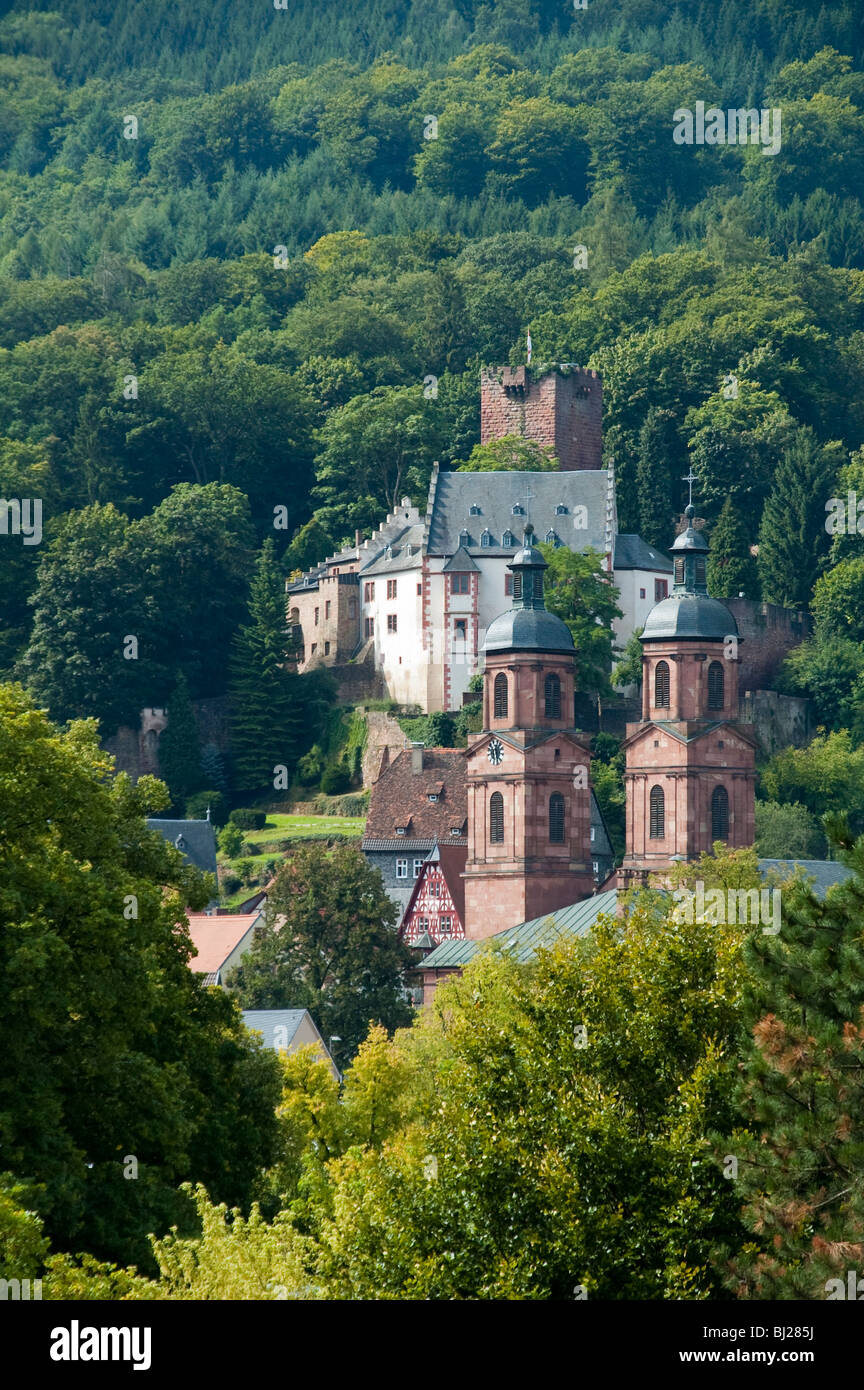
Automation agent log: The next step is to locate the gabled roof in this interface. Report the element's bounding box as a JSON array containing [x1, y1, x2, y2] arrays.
[[400, 842, 468, 937], [186, 911, 261, 975], [242, 1008, 308, 1044], [362, 748, 467, 844], [613, 534, 673, 572], [758, 859, 854, 899], [360, 523, 425, 575], [427, 470, 609, 556], [422, 889, 619, 969], [147, 818, 218, 876], [442, 545, 479, 572]]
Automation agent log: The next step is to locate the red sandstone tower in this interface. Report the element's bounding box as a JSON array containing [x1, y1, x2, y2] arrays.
[[619, 506, 757, 884], [480, 364, 603, 471], [463, 528, 595, 940]]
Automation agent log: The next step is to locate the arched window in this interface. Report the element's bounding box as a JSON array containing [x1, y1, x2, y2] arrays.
[[549, 793, 565, 843], [490, 791, 504, 844], [654, 660, 670, 708], [707, 661, 724, 709], [545, 672, 561, 719], [493, 672, 508, 719], [649, 785, 665, 839], [711, 785, 729, 841]]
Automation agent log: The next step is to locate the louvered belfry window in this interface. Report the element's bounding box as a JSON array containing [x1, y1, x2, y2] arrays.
[[707, 661, 724, 709], [649, 785, 665, 838], [489, 792, 504, 844], [654, 661, 670, 708], [493, 672, 508, 718], [549, 793, 565, 843], [545, 672, 561, 719], [712, 785, 729, 841]]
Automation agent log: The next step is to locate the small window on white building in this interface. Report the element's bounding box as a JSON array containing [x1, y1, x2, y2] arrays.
[[639, 587, 646, 599]]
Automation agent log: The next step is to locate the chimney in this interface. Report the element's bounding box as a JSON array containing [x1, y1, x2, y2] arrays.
[[411, 742, 424, 775], [355, 529, 362, 547]]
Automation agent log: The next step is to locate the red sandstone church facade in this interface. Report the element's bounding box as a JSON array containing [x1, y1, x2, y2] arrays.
[[458, 508, 757, 943], [462, 528, 595, 940]]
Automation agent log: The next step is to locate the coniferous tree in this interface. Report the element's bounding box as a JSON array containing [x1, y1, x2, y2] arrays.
[[757, 430, 839, 607], [707, 496, 759, 599], [720, 820, 864, 1299], [229, 539, 304, 796], [158, 672, 202, 807], [635, 408, 678, 549]]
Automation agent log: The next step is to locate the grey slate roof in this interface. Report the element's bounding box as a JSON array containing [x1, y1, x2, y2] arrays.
[[613, 534, 673, 572], [241, 1009, 309, 1047], [758, 859, 855, 899], [484, 606, 575, 654], [641, 594, 738, 642], [422, 889, 619, 969], [147, 818, 217, 876], [427, 470, 609, 556], [442, 545, 479, 572], [361, 523, 425, 575]]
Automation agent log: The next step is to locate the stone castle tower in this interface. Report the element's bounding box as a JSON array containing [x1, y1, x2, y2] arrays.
[[463, 527, 595, 939], [480, 364, 603, 471], [619, 506, 757, 884]]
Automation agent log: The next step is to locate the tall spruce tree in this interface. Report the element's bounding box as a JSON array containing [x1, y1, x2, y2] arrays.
[[720, 819, 864, 1299], [158, 672, 202, 807], [229, 539, 303, 796], [636, 408, 679, 549], [757, 430, 839, 607], [707, 496, 759, 599]]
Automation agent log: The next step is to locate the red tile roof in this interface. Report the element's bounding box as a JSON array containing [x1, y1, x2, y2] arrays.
[[362, 747, 467, 844], [186, 912, 261, 974]]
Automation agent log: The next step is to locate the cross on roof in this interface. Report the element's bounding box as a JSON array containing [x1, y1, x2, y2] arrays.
[[681, 469, 698, 507], [522, 482, 535, 524]]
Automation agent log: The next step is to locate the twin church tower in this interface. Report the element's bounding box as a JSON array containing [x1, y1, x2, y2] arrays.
[[463, 507, 756, 940]]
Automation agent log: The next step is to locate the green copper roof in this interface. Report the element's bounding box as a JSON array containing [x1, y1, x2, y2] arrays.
[[423, 889, 618, 968]]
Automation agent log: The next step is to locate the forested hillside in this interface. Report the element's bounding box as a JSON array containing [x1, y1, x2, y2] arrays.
[[2, 0, 864, 740]]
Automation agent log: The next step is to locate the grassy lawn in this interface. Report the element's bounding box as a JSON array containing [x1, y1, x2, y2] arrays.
[[216, 813, 366, 910], [241, 813, 366, 848]]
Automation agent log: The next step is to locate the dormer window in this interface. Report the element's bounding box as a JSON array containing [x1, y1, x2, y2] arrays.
[[480, 529, 492, 547], [469, 503, 481, 516], [511, 503, 524, 515], [175, 835, 186, 851], [459, 528, 470, 546], [555, 503, 568, 515], [545, 529, 559, 545], [386, 544, 393, 560], [395, 825, 408, 836], [428, 793, 438, 802], [502, 529, 515, 546]]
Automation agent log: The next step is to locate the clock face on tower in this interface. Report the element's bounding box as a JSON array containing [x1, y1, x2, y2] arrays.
[[487, 738, 504, 766]]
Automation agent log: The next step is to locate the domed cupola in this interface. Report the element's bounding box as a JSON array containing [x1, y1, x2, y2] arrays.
[[484, 525, 575, 655], [641, 504, 738, 644]]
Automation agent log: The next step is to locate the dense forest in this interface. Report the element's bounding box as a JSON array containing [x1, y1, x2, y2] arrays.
[[2, 0, 864, 752]]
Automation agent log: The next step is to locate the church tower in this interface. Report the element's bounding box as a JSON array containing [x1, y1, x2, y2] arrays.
[[463, 527, 595, 940], [619, 505, 757, 885]]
